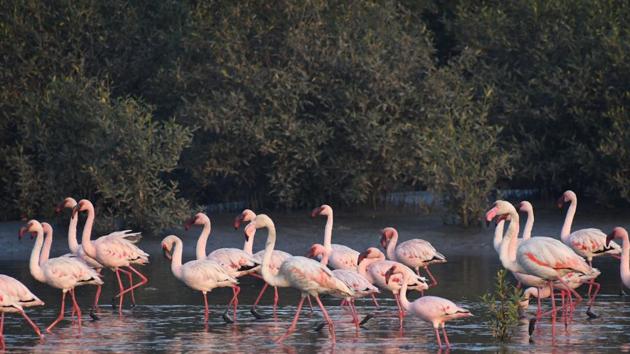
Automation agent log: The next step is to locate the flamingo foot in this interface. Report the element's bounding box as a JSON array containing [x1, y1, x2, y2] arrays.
[[528, 318, 537, 337], [250, 308, 270, 320], [586, 309, 599, 319], [359, 313, 375, 326], [89, 308, 100, 321], [222, 309, 234, 324], [313, 321, 327, 332]]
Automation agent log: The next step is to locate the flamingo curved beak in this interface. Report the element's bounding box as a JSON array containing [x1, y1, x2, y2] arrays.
[[484, 206, 499, 227], [384, 265, 397, 285], [18, 226, 27, 240], [162, 244, 172, 260], [357, 251, 368, 266], [606, 232, 614, 247], [244, 222, 256, 240], [233, 215, 243, 230], [71, 204, 80, 218], [556, 196, 565, 209], [310, 207, 322, 218], [305, 246, 317, 258], [184, 217, 195, 231]]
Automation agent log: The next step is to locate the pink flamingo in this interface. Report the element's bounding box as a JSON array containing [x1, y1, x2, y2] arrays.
[[606, 227, 630, 290], [20, 220, 103, 333], [486, 201, 598, 329], [234, 209, 294, 318], [380, 227, 446, 287], [244, 214, 353, 343], [74, 199, 149, 312], [161, 235, 238, 322], [0, 275, 44, 344], [384, 264, 472, 349], [311, 205, 359, 270], [519, 201, 535, 240], [57, 197, 140, 310], [185, 212, 259, 323], [307, 244, 379, 328], [357, 247, 429, 329]]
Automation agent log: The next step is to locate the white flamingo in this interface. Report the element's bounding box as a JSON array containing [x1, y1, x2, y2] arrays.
[[161, 235, 238, 323], [606, 227, 630, 290], [0, 275, 44, 343], [311, 204, 360, 270], [20, 220, 103, 333], [245, 214, 353, 343]]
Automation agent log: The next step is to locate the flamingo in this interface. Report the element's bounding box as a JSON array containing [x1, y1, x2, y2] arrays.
[[0, 275, 44, 344], [519, 201, 535, 240], [606, 227, 630, 290], [161, 235, 238, 323], [234, 209, 293, 318], [384, 264, 472, 349], [20, 220, 103, 333], [244, 214, 353, 343], [311, 204, 360, 270], [357, 247, 429, 329], [307, 244, 379, 328], [486, 200, 598, 328], [57, 197, 140, 310], [74, 199, 149, 312], [380, 227, 446, 287], [185, 212, 259, 322]]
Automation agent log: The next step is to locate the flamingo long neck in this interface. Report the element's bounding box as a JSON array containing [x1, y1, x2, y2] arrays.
[[195, 220, 211, 260], [243, 228, 255, 255], [522, 209, 534, 240], [29, 230, 46, 283], [81, 204, 97, 258], [322, 212, 333, 250], [621, 234, 630, 287], [170, 239, 184, 279], [560, 197, 577, 239], [357, 255, 383, 280], [40, 224, 53, 265], [67, 210, 79, 254], [493, 219, 505, 253], [499, 213, 525, 273], [259, 217, 287, 286], [398, 273, 411, 311], [386, 231, 398, 260], [320, 248, 330, 266]]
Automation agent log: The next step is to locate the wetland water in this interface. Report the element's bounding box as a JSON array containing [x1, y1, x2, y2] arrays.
[[1, 207, 629, 353]]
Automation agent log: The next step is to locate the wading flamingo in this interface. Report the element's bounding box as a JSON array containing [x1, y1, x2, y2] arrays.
[[57, 197, 141, 310], [161, 235, 238, 322], [20, 220, 103, 333], [519, 201, 535, 240], [606, 227, 630, 290], [357, 247, 429, 329], [234, 209, 293, 318], [486, 201, 598, 329], [311, 205, 359, 270], [0, 275, 44, 343], [385, 264, 472, 349], [74, 199, 149, 312], [380, 227, 446, 287], [245, 214, 353, 343], [185, 212, 259, 322], [307, 244, 379, 328]]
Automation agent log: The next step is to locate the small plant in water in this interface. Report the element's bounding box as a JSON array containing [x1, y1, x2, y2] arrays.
[[480, 269, 522, 342]]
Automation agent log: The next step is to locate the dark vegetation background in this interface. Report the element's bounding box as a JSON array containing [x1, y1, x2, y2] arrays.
[[1, 0, 628, 233]]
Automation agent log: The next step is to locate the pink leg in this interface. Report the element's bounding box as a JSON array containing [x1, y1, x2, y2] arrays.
[[536, 287, 543, 321], [0, 313, 3, 349], [232, 286, 240, 321], [433, 327, 442, 348], [275, 296, 306, 343], [394, 294, 404, 329], [313, 294, 336, 342], [588, 282, 601, 307], [115, 269, 126, 312], [250, 273, 263, 279], [70, 289, 82, 330], [93, 285, 102, 310], [273, 286, 279, 316], [371, 293, 380, 308], [19, 310, 42, 337], [424, 266, 438, 287], [252, 283, 269, 310], [441, 324, 451, 348], [117, 268, 132, 305], [549, 281, 556, 334], [115, 266, 148, 301], [46, 291, 67, 333], [202, 292, 209, 322], [349, 299, 360, 329], [307, 296, 314, 313]]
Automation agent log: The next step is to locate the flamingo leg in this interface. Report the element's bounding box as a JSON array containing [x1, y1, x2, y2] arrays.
[[232, 286, 240, 321], [93, 285, 102, 310], [202, 291, 209, 322], [115, 269, 125, 312], [349, 299, 360, 329], [441, 324, 451, 348], [46, 291, 67, 333], [394, 294, 404, 329], [0, 313, 3, 349], [115, 266, 148, 300], [424, 266, 438, 287], [307, 296, 314, 314], [371, 293, 380, 308], [273, 286, 279, 316], [251, 283, 269, 311], [275, 295, 306, 343], [313, 294, 336, 342], [433, 327, 442, 348], [549, 281, 557, 334], [536, 287, 543, 321], [121, 268, 136, 306], [70, 289, 82, 330]]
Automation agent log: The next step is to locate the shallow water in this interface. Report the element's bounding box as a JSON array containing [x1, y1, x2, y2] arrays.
[[2, 255, 630, 353]]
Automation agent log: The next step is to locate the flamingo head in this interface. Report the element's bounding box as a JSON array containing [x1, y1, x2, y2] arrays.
[[384, 264, 403, 285], [19, 220, 42, 240], [161, 235, 178, 261], [380, 227, 397, 249], [606, 227, 628, 247], [233, 209, 256, 230], [557, 190, 576, 209], [73, 199, 93, 218], [518, 201, 533, 213], [357, 247, 384, 266], [243, 220, 257, 240], [305, 243, 326, 259], [56, 197, 78, 214], [311, 204, 332, 218], [485, 200, 516, 226], [184, 212, 209, 231]]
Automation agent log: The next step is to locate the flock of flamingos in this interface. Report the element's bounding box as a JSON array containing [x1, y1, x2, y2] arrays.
[[1, 190, 630, 349]]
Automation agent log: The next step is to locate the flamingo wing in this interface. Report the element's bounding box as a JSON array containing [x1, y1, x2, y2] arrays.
[[329, 244, 360, 270], [518, 237, 591, 278], [395, 239, 446, 267], [569, 228, 621, 256], [181, 259, 238, 290], [0, 275, 44, 308]]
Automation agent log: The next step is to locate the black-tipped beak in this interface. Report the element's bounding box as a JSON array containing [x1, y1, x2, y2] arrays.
[[72, 204, 80, 218], [606, 233, 614, 247]]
